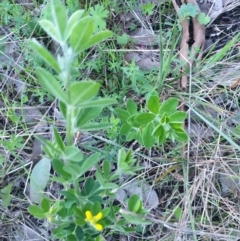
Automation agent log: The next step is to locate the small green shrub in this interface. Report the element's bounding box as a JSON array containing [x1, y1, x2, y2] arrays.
[[27, 0, 187, 240]]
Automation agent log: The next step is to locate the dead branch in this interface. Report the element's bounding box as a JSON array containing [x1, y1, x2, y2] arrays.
[[171, 0, 205, 89]]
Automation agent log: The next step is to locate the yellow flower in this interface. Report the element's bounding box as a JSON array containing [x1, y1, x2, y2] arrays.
[[85, 211, 103, 231]]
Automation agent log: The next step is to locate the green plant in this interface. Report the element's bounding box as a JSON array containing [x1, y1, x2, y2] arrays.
[[0, 0, 34, 35], [115, 93, 188, 148], [89, 4, 109, 32], [27, 0, 150, 240], [178, 3, 210, 25], [140, 3, 155, 15], [121, 60, 146, 94]]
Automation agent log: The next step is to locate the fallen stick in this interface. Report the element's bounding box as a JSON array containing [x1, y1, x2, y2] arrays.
[[171, 0, 205, 156]]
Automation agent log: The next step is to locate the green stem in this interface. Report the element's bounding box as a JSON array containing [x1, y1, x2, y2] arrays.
[[60, 42, 74, 89], [66, 105, 73, 146], [59, 42, 75, 146]]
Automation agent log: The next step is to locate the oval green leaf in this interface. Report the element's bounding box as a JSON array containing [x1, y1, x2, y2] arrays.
[[159, 98, 178, 116], [142, 123, 155, 148], [30, 157, 51, 203], [147, 95, 160, 114], [36, 67, 68, 103], [28, 39, 60, 72], [134, 113, 155, 125], [69, 81, 100, 105]]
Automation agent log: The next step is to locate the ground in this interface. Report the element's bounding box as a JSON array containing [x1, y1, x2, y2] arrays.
[[1, 0, 240, 240]]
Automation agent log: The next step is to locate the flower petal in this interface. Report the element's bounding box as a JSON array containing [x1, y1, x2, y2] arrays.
[[85, 211, 92, 222], [94, 223, 103, 231], [94, 212, 102, 221]]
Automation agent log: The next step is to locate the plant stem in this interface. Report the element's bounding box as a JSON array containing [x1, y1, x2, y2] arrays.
[[59, 42, 75, 146], [66, 105, 73, 146]]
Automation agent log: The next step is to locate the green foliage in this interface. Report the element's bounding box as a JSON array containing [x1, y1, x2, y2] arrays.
[[0, 134, 23, 152], [27, 1, 150, 240], [128, 194, 143, 213], [173, 206, 182, 221], [1, 183, 13, 208], [116, 94, 188, 147], [178, 3, 210, 25], [30, 157, 51, 203], [121, 61, 147, 94], [197, 12, 210, 25], [178, 3, 198, 20], [89, 4, 109, 32], [140, 3, 154, 15], [116, 33, 129, 45]]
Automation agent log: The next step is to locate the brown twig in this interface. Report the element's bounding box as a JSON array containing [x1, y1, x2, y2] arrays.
[[171, 0, 205, 157]]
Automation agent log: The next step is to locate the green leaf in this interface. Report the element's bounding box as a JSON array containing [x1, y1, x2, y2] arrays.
[[178, 3, 198, 20], [28, 39, 60, 72], [66, 10, 85, 41], [92, 202, 101, 214], [126, 131, 137, 141], [170, 123, 183, 129], [142, 123, 155, 148], [36, 67, 68, 103], [134, 113, 155, 125], [101, 207, 110, 217], [35, 135, 59, 158], [115, 108, 130, 121], [103, 160, 110, 177], [79, 123, 113, 131], [69, 16, 94, 52], [51, 0, 67, 41], [146, 95, 160, 114], [66, 234, 77, 241], [82, 30, 112, 50], [64, 146, 83, 162], [1, 183, 13, 208], [116, 33, 129, 45], [52, 159, 71, 179], [126, 99, 137, 115], [159, 98, 178, 116], [30, 157, 51, 203], [60, 190, 78, 201], [169, 111, 187, 123], [127, 114, 141, 128], [41, 198, 50, 212], [173, 206, 182, 221], [63, 164, 82, 179], [53, 127, 65, 152], [39, 19, 60, 42], [77, 107, 102, 127], [74, 207, 85, 219], [153, 124, 166, 143], [117, 148, 126, 167], [95, 170, 104, 186], [128, 195, 142, 213], [28, 205, 46, 219], [79, 153, 101, 176], [75, 226, 84, 241], [197, 12, 210, 25], [120, 122, 132, 135], [173, 129, 188, 141], [59, 101, 67, 118], [82, 178, 101, 196], [68, 81, 100, 105], [158, 130, 166, 144], [77, 98, 117, 107], [89, 4, 109, 31]]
